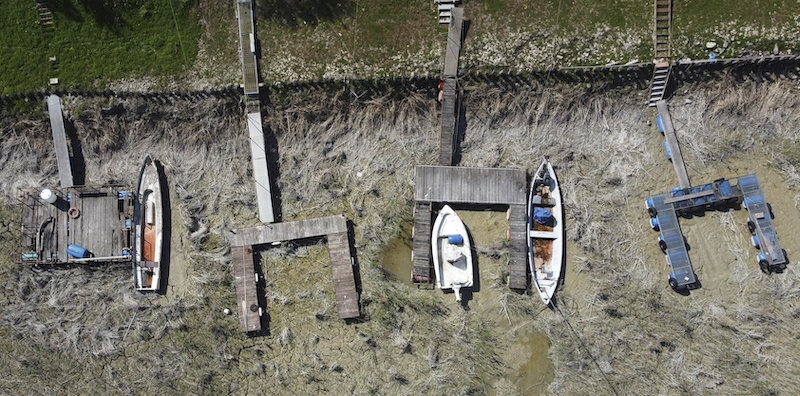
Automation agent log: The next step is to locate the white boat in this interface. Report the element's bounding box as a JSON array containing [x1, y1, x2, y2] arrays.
[[527, 158, 564, 306], [133, 154, 164, 291], [432, 205, 473, 302]]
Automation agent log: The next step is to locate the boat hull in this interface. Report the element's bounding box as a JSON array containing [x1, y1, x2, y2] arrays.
[[432, 205, 473, 301], [527, 159, 564, 306], [133, 155, 164, 291]]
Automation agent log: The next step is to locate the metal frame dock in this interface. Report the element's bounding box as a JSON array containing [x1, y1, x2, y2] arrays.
[[229, 215, 360, 332], [412, 165, 529, 290], [738, 174, 788, 272]]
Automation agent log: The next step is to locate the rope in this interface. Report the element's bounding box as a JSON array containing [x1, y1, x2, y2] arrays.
[[553, 303, 621, 396], [167, 0, 189, 68]]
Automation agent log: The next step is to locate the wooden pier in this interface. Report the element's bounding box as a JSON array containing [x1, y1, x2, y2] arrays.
[[19, 187, 131, 264], [656, 100, 690, 189], [439, 7, 463, 166], [229, 215, 360, 323], [412, 166, 529, 290], [47, 95, 73, 188], [231, 245, 263, 333]]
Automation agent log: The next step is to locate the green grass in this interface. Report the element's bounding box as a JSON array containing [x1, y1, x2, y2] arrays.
[[0, 0, 201, 94]]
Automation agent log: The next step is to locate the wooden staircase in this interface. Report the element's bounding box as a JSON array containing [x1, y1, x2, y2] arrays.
[[654, 0, 671, 60], [435, 0, 460, 25], [648, 62, 670, 106], [36, 1, 54, 30]]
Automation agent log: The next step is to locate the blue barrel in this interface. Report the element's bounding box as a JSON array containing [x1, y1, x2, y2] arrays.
[[656, 115, 664, 134], [122, 248, 131, 256], [67, 244, 90, 258], [664, 141, 672, 159], [650, 217, 660, 231], [752, 235, 759, 248], [447, 235, 464, 244]]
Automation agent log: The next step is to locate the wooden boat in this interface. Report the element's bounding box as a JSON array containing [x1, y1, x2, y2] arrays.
[[527, 158, 563, 306], [133, 154, 163, 291], [432, 205, 473, 302]]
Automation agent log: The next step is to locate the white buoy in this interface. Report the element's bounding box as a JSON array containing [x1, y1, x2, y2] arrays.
[[39, 188, 58, 204], [223, 308, 231, 315]]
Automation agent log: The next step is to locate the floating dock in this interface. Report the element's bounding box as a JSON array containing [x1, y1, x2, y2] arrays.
[[738, 174, 788, 272], [412, 165, 529, 290], [229, 215, 360, 325], [19, 187, 132, 264]]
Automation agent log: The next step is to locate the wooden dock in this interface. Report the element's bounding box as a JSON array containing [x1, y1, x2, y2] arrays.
[[656, 100, 690, 189], [19, 187, 131, 264], [654, 0, 672, 60], [412, 166, 529, 289], [231, 245, 263, 333], [47, 95, 73, 188], [246, 112, 274, 223], [229, 215, 360, 321], [439, 7, 463, 166], [236, 0, 259, 95]]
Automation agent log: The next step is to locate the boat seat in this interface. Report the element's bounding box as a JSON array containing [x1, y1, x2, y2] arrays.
[[529, 230, 557, 239], [532, 196, 555, 207], [140, 260, 159, 268]]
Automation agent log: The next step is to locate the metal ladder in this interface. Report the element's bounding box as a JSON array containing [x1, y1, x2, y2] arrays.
[[648, 62, 671, 106], [435, 0, 460, 25]]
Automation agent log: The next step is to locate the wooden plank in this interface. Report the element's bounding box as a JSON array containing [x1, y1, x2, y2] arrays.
[[230, 215, 348, 247], [508, 204, 528, 290], [328, 232, 360, 319], [47, 95, 73, 188], [414, 165, 527, 205], [412, 201, 432, 282], [656, 100, 691, 189], [231, 245, 262, 332]]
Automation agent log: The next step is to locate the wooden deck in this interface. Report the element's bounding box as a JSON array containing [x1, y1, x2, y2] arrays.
[[443, 7, 463, 77], [415, 166, 527, 205], [411, 201, 433, 281], [236, 0, 259, 95], [656, 100, 690, 189], [19, 187, 131, 264], [229, 215, 360, 320], [412, 166, 529, 289], [231, 245, 262, 332], [507, 204, 528, 290], [47, 95, 73, 188]]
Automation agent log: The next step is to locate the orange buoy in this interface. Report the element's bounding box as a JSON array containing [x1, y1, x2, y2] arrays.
[[68, 207, 80, 219]]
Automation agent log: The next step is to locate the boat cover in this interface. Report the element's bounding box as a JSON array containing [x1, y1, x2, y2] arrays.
[[533, 207, 553, 224], [443, 243, 464, 263]]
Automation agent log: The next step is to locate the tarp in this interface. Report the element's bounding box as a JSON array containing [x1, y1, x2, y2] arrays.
[[533, 207, 553, 224]]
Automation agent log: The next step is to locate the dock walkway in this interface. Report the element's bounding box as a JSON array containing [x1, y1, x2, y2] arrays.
[[231, 245, 262, 332], [47, 95, 73, 188], [439, 7, 463, 166], [229, 215, 360, 326], [656, 100, 690, 189], [412, 166, 529, 290], [236, 0, 258, 95]]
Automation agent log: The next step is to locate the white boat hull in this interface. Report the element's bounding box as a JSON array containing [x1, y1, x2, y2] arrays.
[[432, 205, 473, 302], [527, 159, 564, 306], [133, 154, 164, 291]]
